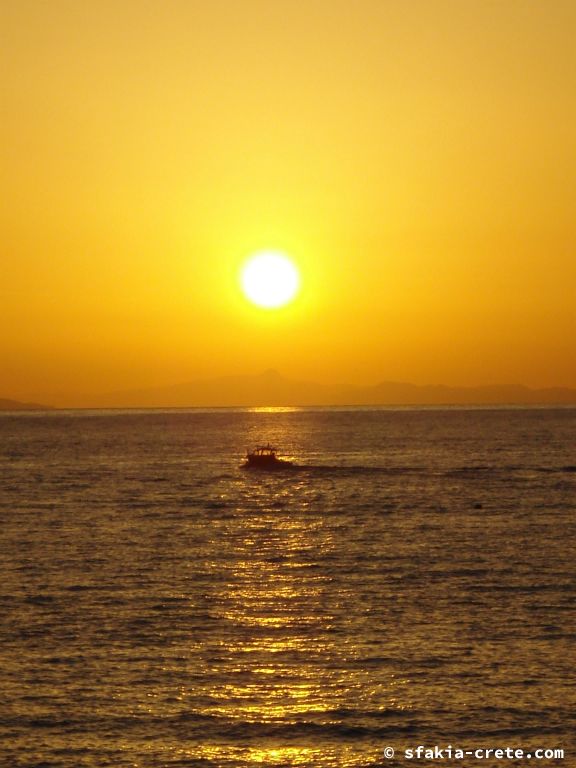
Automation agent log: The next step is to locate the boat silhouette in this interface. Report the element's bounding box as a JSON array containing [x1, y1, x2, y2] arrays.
[[241, 444, 295, 470]]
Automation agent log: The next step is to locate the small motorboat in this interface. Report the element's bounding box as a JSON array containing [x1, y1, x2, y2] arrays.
[[241, 444, 295, 470]]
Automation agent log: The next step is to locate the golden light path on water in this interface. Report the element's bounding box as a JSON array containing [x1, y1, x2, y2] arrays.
[[167, 473, 410, 766], [173, 745, 372, 766]]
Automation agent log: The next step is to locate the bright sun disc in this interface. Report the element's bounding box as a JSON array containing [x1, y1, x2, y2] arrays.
[[240, 251, 300, 308]]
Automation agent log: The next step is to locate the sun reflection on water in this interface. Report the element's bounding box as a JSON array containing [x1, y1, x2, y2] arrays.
[[153, 479, 409, 765], [194, 507, 343, 728], [245, 406, 303, 413], [177, 744, 372, 766]]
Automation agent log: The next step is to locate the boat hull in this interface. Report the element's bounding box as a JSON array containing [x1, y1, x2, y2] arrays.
[[241, 458, 295, 471]]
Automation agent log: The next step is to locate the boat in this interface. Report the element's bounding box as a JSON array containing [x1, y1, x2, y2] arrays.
[[241, 444, 295, 470]]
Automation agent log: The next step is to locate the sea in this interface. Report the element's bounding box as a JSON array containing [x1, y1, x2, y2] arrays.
[[1, 407, 574, 767]]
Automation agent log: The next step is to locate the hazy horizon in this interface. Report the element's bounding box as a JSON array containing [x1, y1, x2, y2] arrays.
[[4, 369, 576, 410]]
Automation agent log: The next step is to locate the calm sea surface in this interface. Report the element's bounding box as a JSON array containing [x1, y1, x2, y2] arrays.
[[1, 407, 575, 767]]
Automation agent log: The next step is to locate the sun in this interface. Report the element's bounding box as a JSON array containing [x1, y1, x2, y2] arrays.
[[240, 251, 300, 308]]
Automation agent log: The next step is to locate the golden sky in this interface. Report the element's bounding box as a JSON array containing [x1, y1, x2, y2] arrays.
[[2, 0, 575, 402]]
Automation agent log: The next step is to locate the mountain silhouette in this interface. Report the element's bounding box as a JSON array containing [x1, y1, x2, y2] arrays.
[[0, 398, 53, 410], [45, 371, 576, 409]]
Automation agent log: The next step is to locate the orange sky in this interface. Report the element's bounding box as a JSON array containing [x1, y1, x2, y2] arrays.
[[2, 0, 575, 403]]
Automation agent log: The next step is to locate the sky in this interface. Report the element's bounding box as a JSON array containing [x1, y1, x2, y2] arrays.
[[2, 0, 575, 403]]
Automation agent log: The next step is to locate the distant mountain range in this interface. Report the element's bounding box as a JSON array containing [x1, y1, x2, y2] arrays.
[[36, 369, 576, 409], [0, 398, 53, 411]]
